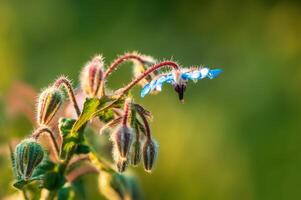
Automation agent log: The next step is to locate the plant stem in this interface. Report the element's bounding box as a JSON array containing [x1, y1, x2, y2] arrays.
[[32, 127, 60, 155], [54, 76, 81, 117], [22, 190, 29, 200], [122, 99, 130, 126], [104, 53, 146, 79], [99, 53, 146, 97]]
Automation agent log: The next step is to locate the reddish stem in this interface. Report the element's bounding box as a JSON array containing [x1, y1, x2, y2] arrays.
[[122, 100, 130, 126], [120, 61, 180, 94], [54, 77, 81, 117], [103, 54, 146, 79], [32, 127, 60, 154]]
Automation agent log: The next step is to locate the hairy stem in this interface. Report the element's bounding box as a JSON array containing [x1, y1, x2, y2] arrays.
[[32, 127, 60, 155], [104, 53, 146, 79], [122, 99, 130, 126], [99, 53, 146, 97], [54, 77, 81, 117]]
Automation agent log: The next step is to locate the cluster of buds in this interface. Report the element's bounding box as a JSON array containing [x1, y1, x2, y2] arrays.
[[110, 98, 159, 173], [11, 76, 80, 184]]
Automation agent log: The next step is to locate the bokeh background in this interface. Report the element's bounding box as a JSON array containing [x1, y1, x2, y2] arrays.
[[0, 0, 301, 199]]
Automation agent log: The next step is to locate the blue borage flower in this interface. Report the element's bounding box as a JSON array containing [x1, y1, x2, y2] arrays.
[[141, 67, 222, 101]]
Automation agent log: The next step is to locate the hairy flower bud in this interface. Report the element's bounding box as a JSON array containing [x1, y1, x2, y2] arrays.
[[142, 138, 158, 173], [37, 87, 63, 126], [111, 125, 133, 159], [14, 139, 44, 180], [80, 55, 104, 97], [130, 139, 142, 166]]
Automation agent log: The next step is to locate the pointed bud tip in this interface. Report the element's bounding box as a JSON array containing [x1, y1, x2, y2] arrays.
[[142, 138, 158, 173], [80, 55, 105, 97]]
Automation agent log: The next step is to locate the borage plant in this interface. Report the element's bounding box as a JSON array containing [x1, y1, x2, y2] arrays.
[[10, 52, 222, 200]]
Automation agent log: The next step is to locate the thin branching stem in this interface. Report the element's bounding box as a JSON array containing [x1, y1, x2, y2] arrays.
[[32, 127, 60, 155], [53, 77, 81, 117], [104, 53, 145, 79], [122, 99, 130, 126], [99, 53, 146, 97]]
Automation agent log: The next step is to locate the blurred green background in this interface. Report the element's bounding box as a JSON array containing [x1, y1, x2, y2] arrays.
[[0, 0, 301, 199]]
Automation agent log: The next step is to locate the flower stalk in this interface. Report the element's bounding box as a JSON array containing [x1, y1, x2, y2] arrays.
[[53, 76, 81, 117]]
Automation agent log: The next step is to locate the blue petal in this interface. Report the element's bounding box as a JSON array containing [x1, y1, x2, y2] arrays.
[[182, 71, 201, 81], [140, 73, 175, 97], [141, 83, 151, 97], [164, 73, 175, 83], [207, 69, 223, 79]]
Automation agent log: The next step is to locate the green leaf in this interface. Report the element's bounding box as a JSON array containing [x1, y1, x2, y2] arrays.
[[59, 118, 78, 159], [71, 98, 104, 135], [70, 97, 123, 137]]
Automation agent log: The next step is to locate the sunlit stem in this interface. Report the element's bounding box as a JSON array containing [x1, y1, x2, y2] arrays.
[[53, 77, 81, 117], [67, 164, 99, 183], [100, 53, 146, 97], [32, 127, 60, 155], [122, 99, 131, 126], [120, 61, 180, 95]]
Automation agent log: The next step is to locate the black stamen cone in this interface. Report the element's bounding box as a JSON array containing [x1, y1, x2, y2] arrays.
[[174, 84, 186, 102]]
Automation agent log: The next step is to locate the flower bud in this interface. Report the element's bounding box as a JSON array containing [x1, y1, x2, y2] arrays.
[[80, 55, 104, 97], [111, 125, 133, 159], [14, 138, 44, 180], [37, 87, 63, 126], [130, 139, 141, 166], [142, 138, 158, 173]]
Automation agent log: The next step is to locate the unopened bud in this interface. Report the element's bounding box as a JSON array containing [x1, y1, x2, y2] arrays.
[[130, 139, 141, 166], [80, 55, 104, 97], [142, 138, 158, 173], [111, 125, 133, 159], [37, 87, 63, 126], [14, 139, 44, 180]]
